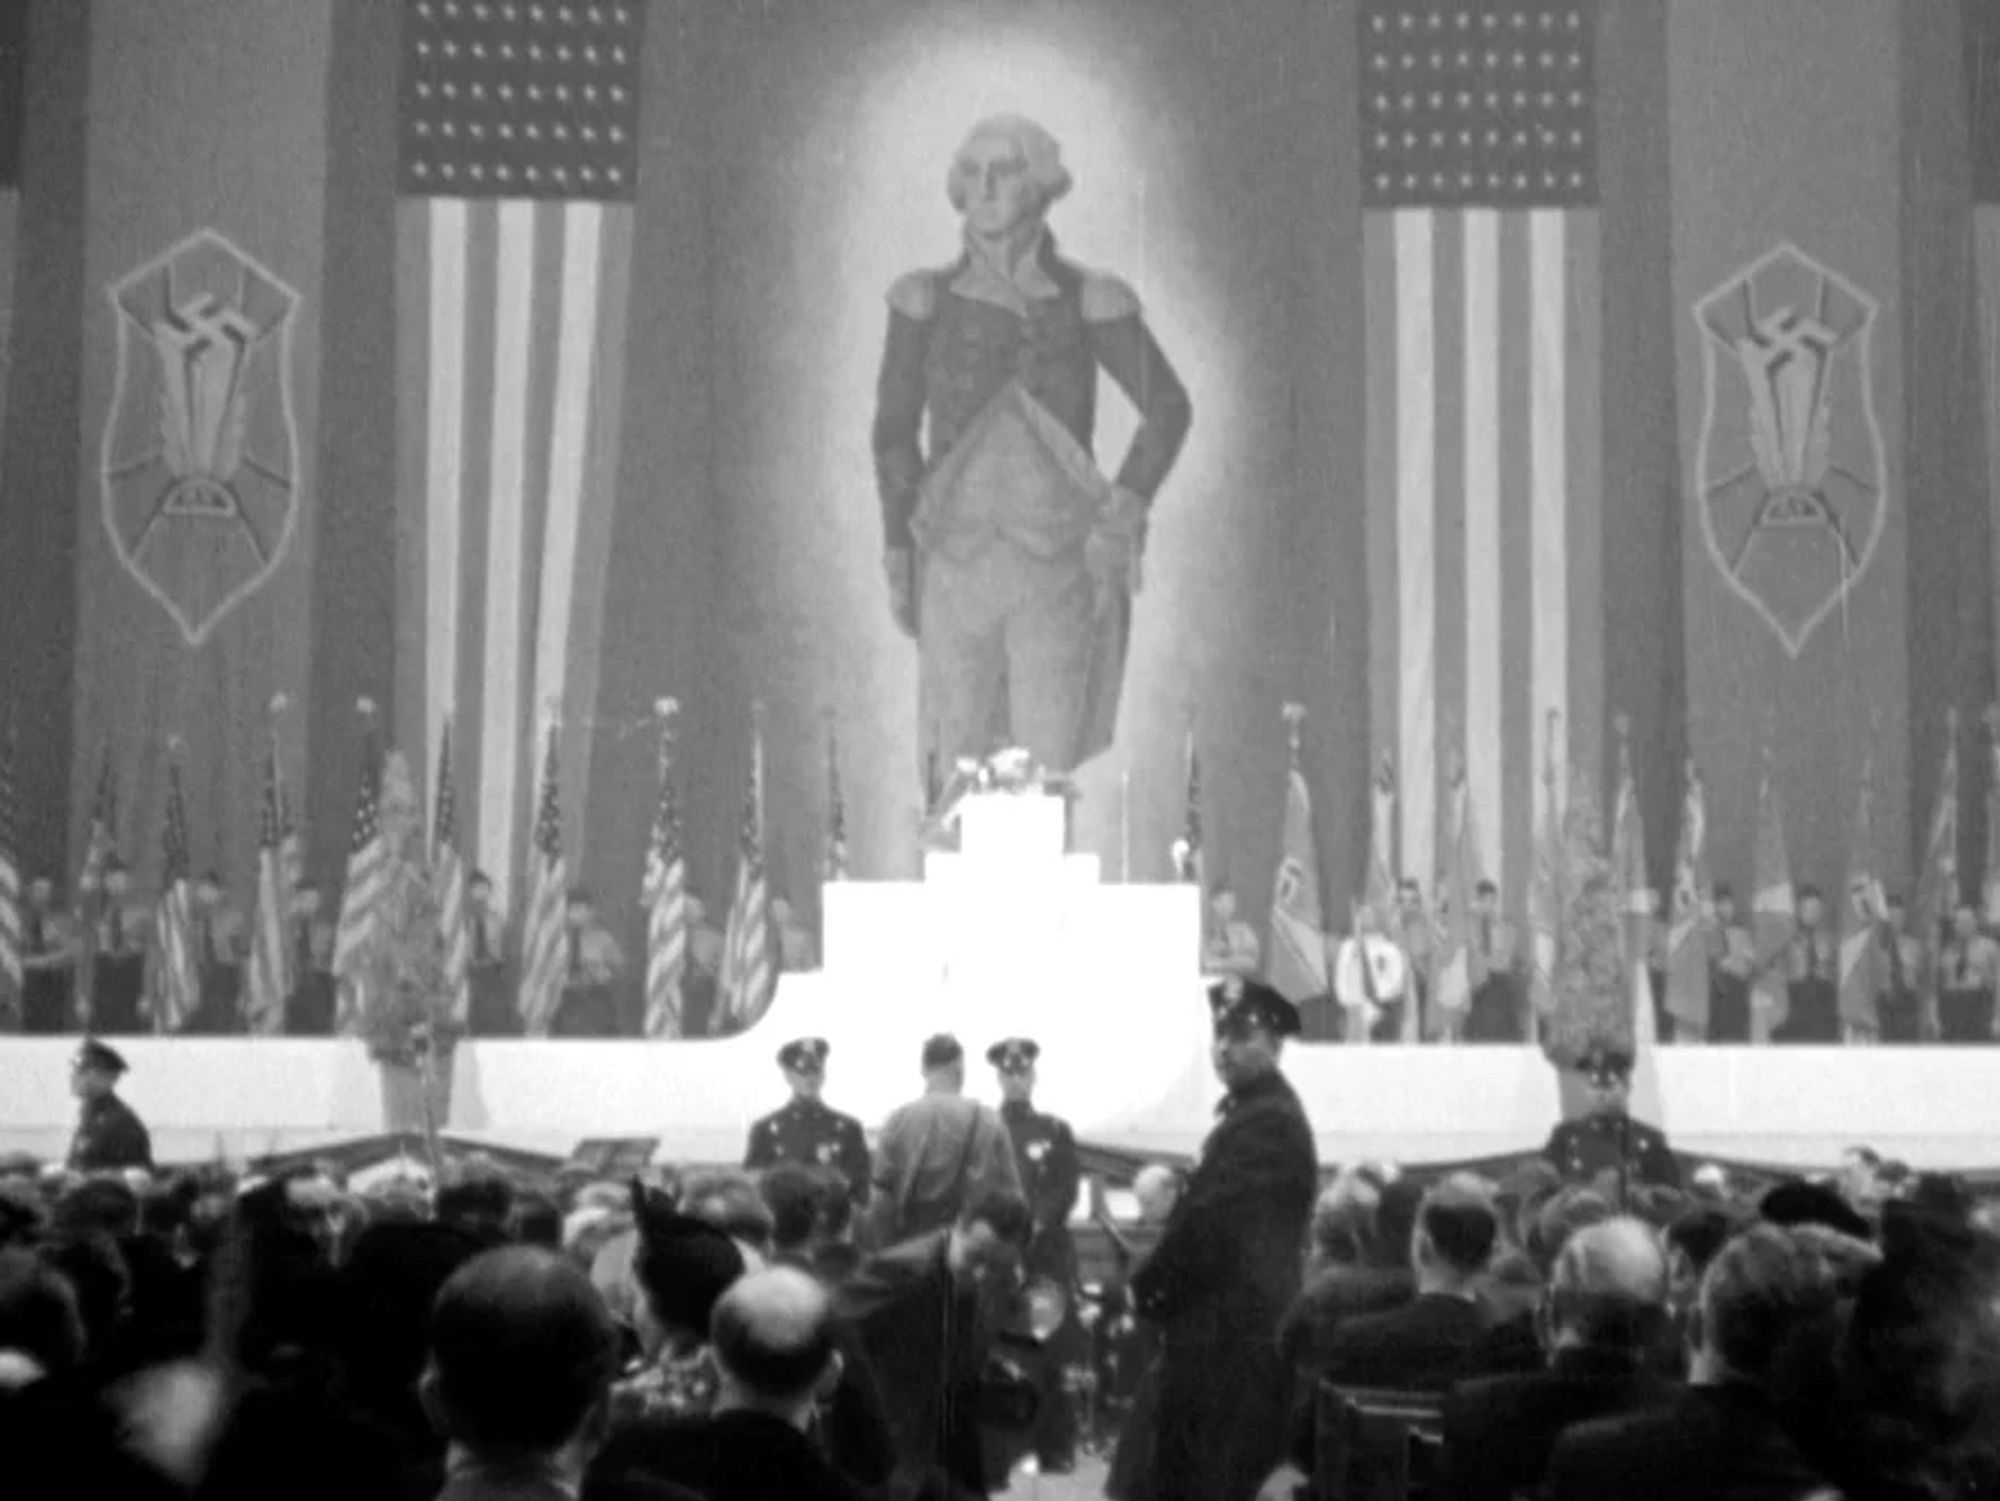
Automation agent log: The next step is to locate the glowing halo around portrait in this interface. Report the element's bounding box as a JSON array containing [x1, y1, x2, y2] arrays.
[[820, 14, 1242, 870]]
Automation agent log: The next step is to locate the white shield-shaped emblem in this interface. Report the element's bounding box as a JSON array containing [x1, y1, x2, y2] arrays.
[[1693, 242, 1886, 658], [101, 229, 301, 648]]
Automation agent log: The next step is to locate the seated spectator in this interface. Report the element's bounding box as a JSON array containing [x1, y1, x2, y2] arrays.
[[51, 1176, 140, 1240], [759, 1162, 828, 1272], [591, 1267, 869, 1501], [1306, 1168, 1383, 1278], [39, 1230, 130, 1376], [436, 1173, 516, 1249], [1545, 1224, 1834, 1501], [0, 1247, 83, 1393], [512, 1193, 563, 1250], [1279, 1175, 1424, 1371], [337, 1220, 488, 1501], [422, 1246, 626, 1501], [1525, 1187, 1616, 1279], [1759, 1179, 1872, 1243], [1815, 1212, 2000, 1501], [1310, 1173, 1500, 1391], [682, 1170, 776, 1255], [1438, 1217, 1678, 1501], [613, 1189, 751, 1423]]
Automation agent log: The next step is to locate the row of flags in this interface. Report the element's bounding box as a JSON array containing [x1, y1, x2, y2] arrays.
[[1230, 702, 2000, 1046], [0, 698, 820, 1041]]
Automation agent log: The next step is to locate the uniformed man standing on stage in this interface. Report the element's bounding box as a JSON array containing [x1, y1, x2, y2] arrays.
[[68, 1038, 153, 1173], [988, 1036, 1083, 1473], [1542, 1045, 1680, 1194], [88, 859, 150, 1034], [744, 1037, 872, 1214], [21, 874, 77, 1034]]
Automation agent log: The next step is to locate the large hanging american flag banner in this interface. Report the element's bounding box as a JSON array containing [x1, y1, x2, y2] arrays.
[[1361, 0, 1600, 919], [392, 0, 642, 915]]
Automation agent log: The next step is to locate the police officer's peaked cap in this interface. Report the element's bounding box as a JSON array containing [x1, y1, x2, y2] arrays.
[[75, 1038, 130, 1077], [1576, 1044, 1635, 1087], [1208, 976, 1302, 1038], [777, 1037, 830, 1072], [921, 1033, 964, 1069], [986, 1037, 1040, 1073]]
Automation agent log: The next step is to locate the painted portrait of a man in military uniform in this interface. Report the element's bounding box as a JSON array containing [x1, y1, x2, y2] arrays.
[[872, 114, 1192, 776]]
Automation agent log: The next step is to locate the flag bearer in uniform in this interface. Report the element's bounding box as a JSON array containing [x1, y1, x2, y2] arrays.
[[21, 875, 77, 1034], [551, 887, 624, 1037], [284, 880, 338, 1035], [185, 872, 245, 1035], [87, 859, 150, 1034], [465, 870, 516, 1037], [1935, 901, 2000, 1043], [1875, 893, 1926, 1044], [744, 1037, 873, 1215], [1708, 883, 1756, 1043], [988, 1036, 1083, 1473], [1465, 880, 1522, 1042]]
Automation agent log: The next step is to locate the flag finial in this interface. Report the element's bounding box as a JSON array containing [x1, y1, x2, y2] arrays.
[[356, 696, 377, 720]]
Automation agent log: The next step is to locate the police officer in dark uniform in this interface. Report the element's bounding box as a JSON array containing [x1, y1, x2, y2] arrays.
[[1542, 1044, 1680, 1195], [1131, 979, 1318, 1501], [67, 1038, 153, 1173], [744, 1037, 872, 1214], [988, 1035, 1083, 1473]]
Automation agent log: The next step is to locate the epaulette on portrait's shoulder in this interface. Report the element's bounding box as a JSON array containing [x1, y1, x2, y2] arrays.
[[1078, 266, 1141, 323], [886, 267, 944, 321]]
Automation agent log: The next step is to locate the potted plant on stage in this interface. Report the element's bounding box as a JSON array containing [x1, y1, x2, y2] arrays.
[[351, 749, 461, 1141]]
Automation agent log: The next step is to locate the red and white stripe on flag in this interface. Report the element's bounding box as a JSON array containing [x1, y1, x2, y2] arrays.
[[643, 738, 689, 1039], [0, 730, 19, 1004], [393, 0, 641, 914], [1360, 0, 1601, 914], [718, 729, 774, 1034], [518, 726, 568, 1037]]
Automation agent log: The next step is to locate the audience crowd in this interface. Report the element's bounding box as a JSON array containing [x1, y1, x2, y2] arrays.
[[0, 1140, 1997, 1501]]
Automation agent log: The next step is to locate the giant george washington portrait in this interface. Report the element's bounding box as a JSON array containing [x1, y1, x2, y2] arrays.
[[872, 114, 1192, 778]]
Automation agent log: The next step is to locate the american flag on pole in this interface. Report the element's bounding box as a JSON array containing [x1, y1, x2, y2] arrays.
[[822, 720, 849, 884], [244, 737, 294, 1035], [1527, 711, 1564, 1028], [517, 723, 568, 1036], [716, 718, 774, 1034], [642, 706, 688, 1038], [0, 722, 19, 1022], [1837, 753, 1885, 1037], [153, 755, 200, 1033], [1749, 743, 1796, 1042], [393, 0, 643, 916], [331, 712, 387, 1032], [433, 721, 470, 1030], [1361, 0, 1601, 929]]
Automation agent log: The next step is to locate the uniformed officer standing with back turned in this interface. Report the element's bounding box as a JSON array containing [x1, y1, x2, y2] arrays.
[[988, 1036, 1083, 1473], [744, 1037, 872, 1215], [67, 1038, 153, 1173], [1542, 1045, 1680, 1196]]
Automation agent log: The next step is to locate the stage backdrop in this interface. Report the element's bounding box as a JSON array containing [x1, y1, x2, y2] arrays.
[[3, 0, 1999, 982]]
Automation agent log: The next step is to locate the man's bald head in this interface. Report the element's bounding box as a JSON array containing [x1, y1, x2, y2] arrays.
[[1548, 1216, 1670, 1350], [710, 1266, 836, 1404]]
